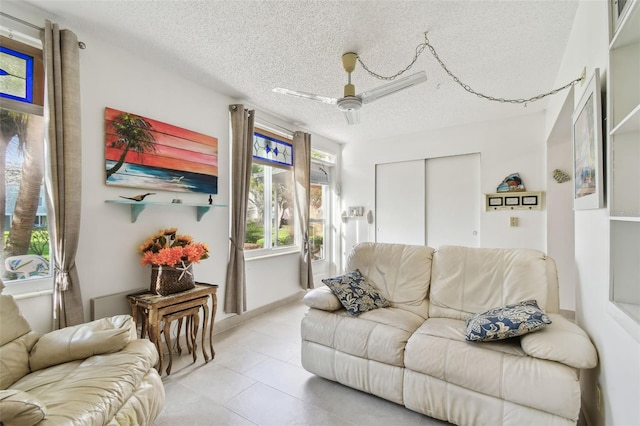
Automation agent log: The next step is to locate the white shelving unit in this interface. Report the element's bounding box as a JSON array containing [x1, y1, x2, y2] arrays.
[[608, 0, 640, 327]]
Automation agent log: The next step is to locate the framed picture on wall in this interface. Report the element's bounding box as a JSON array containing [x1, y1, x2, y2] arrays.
[[104, 107, 219, 194], [572, 69, 604, 210], [505, 197, 520, 207], [488, 197, 503, 207]]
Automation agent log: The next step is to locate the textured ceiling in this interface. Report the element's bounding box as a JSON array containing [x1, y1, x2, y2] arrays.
[[21, 0, 579, 144]]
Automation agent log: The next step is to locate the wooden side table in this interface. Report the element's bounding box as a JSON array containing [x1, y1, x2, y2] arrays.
[[163, 305, 200, 375], [127, 282, 218, 374]]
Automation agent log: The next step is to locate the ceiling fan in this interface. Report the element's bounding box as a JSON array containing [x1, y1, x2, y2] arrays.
[[273, 52, 427, 125]]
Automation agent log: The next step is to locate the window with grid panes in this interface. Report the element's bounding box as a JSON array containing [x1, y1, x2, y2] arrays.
[[244, 128, 297, 253]]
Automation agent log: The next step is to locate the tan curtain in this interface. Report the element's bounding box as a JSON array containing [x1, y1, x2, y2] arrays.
[[293, 131, 313, 289], [225, 105, 254, 314], [42, 21, 84, 328]]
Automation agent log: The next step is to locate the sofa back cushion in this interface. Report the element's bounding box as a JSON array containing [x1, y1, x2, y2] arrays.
[[347, 242, 435, 319], [0, 295, 32, 347], [0, 294, 39, 389], [428, 245, 558, 320]]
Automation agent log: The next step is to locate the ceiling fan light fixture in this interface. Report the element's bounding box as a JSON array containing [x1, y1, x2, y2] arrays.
[[337, 96, 362, 112], [272, 50, 428, 126], [343, 109, 360, 125]]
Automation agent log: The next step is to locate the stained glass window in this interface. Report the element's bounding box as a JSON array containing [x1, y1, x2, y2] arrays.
[[245, 128, 297, 253], [0, 46, 34, 103], [253, 131, 294, 167]]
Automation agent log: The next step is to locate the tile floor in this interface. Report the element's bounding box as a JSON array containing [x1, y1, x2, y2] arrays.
[[154, 300, 449, 426]]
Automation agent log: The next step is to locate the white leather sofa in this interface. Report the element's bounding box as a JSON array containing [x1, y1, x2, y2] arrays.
[[301, 243, 598, 426], [0, 285, 164, 425]]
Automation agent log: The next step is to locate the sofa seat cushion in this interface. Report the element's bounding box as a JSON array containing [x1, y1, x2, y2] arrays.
[[347, 243, 435, 319], [302, 307, 424, 367], [410, 317, 527, 357], [403, 371, 576, 426], [10, 339, 159, 426], [105, 369, 165, 426], [405, 318, 580, 420], [429, 246, 552, 320]]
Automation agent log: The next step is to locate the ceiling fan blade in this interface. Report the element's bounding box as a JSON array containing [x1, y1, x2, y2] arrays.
[[359, 71, 427, 105], [343, 109, 360, 125], [272, 87, 337, 105]]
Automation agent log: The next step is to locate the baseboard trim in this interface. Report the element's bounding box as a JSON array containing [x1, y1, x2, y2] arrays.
[[213, 290, 305, 335]]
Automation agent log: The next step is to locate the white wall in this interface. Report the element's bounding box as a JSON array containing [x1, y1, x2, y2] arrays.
[[544, 1, 640, 426], [547, 88, 576, 312], [341, 111, 548, 258], [4, 1, 340, 330]]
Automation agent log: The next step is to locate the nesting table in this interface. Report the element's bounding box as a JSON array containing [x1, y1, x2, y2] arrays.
[[127, 282, 218, 374]]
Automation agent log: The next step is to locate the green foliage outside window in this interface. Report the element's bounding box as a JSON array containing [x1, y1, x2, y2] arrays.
[[245, 220, 264, 245], [256, 226, 294, 247], [3, 228, 49, 259]]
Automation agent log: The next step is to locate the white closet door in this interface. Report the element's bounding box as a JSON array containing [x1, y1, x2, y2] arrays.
[[375, 160, 425, 245], [426, 153, 480, 248]]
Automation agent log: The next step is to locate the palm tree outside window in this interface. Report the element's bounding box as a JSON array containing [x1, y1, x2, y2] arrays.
[[1, 34, 49, 282]]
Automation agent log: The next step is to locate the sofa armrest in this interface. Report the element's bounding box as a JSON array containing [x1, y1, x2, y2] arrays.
[[303, 287, 342, 311], [29, 315, 134, 372], [0, 389, 47, 426], [520, 313, 598, 369]]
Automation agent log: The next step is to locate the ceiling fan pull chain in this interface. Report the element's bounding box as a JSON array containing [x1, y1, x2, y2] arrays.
[[357, 32, 584, 104], [357, 38, 428, 81]]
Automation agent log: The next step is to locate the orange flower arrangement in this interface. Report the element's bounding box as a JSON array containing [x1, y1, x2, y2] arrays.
[[138, 228, 209, 267]]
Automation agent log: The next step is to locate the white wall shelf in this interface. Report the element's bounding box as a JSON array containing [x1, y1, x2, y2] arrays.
[[608, 0, 640, 327], [610, 104, 640, 135], [105, 200, 227, 223], [610, 0, 640, 48], [610, 216, 640, 222]]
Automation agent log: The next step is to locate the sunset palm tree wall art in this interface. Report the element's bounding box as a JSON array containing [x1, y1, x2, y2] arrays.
[[104, 107, 218, 194], [106, 111, 156, 179]]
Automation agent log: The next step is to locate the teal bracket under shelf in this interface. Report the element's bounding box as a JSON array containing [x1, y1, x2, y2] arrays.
[[105, 200, 227, 223], [130, 203, 146, 223], [196, 206, 210, 222]]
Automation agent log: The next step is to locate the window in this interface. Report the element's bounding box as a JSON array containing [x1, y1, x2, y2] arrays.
[[309, 182, 326, 261], [1, 34, 49, 283], [310, 149, 336, 279], [310, 161, 331, 262], [0, 45, 34, 103], [245, 128, 296, 253]]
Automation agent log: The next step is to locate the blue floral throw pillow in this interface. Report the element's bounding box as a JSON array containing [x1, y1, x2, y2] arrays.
[[465, 300, 552, 342], [322, 269, 390, 316]]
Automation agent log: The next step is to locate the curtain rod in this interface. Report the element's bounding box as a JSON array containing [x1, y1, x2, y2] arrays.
[[254, 116, 295, 138], [0, 12, 43, 31], [1, 12, 86, 49]]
